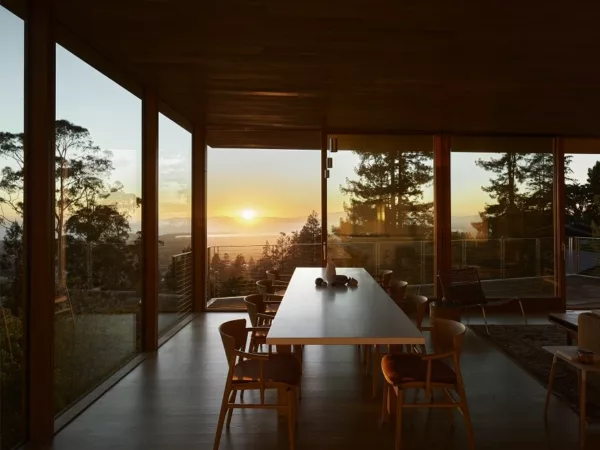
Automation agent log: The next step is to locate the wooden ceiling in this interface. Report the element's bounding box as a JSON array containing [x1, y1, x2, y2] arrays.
[[7, 0, 600, 147]]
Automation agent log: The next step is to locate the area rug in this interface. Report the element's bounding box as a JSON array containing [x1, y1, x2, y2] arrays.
[[469, 324, 600, 422]]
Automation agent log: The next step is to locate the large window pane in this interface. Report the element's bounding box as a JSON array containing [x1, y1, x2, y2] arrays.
[[451, 137, 555, 298], [564, 139, 600, 309], [0, 7, 25, 448], [327, 135, 434, 296], [158, 114, 191, 334], [207, 147, 321, 309], [55, 46, 142, 414]]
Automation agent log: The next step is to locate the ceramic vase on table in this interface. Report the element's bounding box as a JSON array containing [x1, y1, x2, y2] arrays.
[[325, 258, 337, 283]]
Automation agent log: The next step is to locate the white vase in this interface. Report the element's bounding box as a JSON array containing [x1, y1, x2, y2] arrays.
[[325, 259, 336, 283]]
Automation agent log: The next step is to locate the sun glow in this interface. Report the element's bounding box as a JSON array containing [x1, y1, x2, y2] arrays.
[[240, 209, 256, 221]]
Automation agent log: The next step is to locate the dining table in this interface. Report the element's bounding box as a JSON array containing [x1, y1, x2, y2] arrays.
[[266, 267, 424, 347]]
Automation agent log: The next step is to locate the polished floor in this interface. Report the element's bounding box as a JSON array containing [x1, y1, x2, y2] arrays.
[[51, 313, 599, 450]]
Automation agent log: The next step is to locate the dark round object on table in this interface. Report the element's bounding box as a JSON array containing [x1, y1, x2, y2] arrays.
[[334, 274, 348, 284], [315, 277, 324, 286]]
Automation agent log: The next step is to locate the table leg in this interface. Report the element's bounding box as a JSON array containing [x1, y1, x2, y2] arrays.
[[545, 355, 558, 417], [580, 370, 587, 449]]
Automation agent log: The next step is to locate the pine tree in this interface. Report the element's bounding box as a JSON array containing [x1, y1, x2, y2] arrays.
[[476, 152, 526, 218], [340, 150, 433, 238]]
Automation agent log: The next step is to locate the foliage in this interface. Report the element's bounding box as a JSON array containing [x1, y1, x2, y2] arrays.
[[337, 150, 433, 238]]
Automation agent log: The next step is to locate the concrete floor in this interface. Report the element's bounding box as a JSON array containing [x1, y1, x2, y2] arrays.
[[50, 312, 600, 450]]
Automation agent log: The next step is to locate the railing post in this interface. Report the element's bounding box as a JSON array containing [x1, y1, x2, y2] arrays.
[[420, 241, 425, 285], [462, 239, 467, 267]]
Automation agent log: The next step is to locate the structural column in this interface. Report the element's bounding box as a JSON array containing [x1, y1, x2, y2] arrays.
[[141, 89, 159, 351], [321, 130, 328, 266], [433, 135, 452, 298], [25, 0, 56, 444], [192, 124, 208, 312], [553, 138, 566, 309]]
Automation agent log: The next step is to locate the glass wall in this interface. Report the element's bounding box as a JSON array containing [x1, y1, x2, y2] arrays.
[[158, 114, 192, 335], [0, 6, 25, 448], [54, 45, 142, 415], [563, 139, 600, 309], [206, 147, 321, 308], [450, 137, 555, 298], [327, 135, 435, 296]]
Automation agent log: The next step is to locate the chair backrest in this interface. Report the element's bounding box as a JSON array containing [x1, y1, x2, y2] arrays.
[[578, 312, 600, 353], [438, 267, 486, 307], [256, 279, 274, 295], [244, 294, 267, 327], [266, 270, 280, 282], [219, 319, 248, 364], [406, 294, 431, 329], [431, 318, 467, 356], [388, 280, 408, 304], [379, 270, 393, 287]]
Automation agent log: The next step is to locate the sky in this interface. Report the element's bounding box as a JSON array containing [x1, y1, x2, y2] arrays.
[[2, 7, 600, 237]]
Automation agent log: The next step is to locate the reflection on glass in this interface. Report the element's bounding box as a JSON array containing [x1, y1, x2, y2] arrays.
[[54, 46, 141, 414], [158, 114, 192, 335], [206, 147, 321, 308], [0, 7, 25, 448], [327, 135, 434, 296], [564, 139, 600, 308], [450, 137, 555, 298]]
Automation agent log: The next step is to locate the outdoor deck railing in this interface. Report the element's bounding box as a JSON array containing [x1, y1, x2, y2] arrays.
[[206, 237, 600, 301]]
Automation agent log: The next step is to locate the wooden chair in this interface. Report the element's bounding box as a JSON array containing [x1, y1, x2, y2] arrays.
[[256, 280, 284, 312], [438, 267, 526, 334], [266, 269, 290, 290], [214, 319, 300, 450], [244, 294, 276, 353], [55, 288, 76, 323], [381, 318, 475, 450], [371, 292, 433, 399], [379, 270, 394, 293]]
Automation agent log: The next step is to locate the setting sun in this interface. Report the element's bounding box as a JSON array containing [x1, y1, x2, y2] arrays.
[[240, 209, 256, 221]]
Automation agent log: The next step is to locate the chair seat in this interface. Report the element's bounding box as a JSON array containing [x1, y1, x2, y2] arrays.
[[234, 353, 301, 385], [381, 354, 457, 385]]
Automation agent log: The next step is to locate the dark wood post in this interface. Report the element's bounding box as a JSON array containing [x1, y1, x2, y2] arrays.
[[192, 124, 207, 312], [554, 138, 566, 310], [433, 135, 451, 298], [321, 130, 328, 266], [24, 0, 56, 444], [141, 89, 159, 351]]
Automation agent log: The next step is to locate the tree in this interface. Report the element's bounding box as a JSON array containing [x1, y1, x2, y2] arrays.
[[55, 120, 116, 292], [0, 222, 23, 314], [0, 121, 121, 293], [290, 211, 322, 266], [339, 150, 433, 238], [476, 152, 526, 220]]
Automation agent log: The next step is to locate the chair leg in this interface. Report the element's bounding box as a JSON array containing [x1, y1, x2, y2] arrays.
[[457, 384, 475, 450], [395, 389, 404, 450], [287, 389, 296, 450], [213, 384, 231, 450], [480, 305, 489, 334], [226, 390, 237, 427], [517, 299, 527, 326], [444, 389, 455, 429], [381, 380, 389, 424]]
